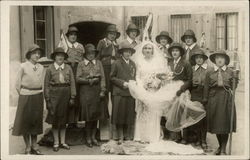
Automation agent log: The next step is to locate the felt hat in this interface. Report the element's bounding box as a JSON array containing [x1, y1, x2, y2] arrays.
[[155, 31, 173, 44], [66, 26, 79, 37], [118, 41, 136, 54], [84, 43, 98, 57], [190, 48, 208, 64], [106, 24, 121, 39], [126, 23, 140, 37], [25, 44, 43, 59], [209, 50, 230, 65], [168, 42, 185, 57], [50, 47, 68, 60], [181, 29, 197, 43]]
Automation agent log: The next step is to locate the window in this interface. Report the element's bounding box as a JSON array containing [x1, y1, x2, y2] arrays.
[[170, 14, 191, 43], [131, 16, 147, 40], [33, 6, 54, 57], [216, 13, 238, 51]]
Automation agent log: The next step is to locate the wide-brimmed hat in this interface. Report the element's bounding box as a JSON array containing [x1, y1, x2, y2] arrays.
[[66, 26, 78, 37], [209, 50, 230, 65], [126, 23, 140, 37], [84, 44, 98, 57], [155, 31, 173, 44], [181, 29, 197, 43], [118, 41, 136, 54], [50, 47, 68, 60], [106, 24, 120, 39], [25, 44, 43, 59], [168, 42, 185, 57], [190, 48, 208, 64]]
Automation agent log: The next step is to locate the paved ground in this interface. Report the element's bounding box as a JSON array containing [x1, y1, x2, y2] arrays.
[[9, 82, 246, 156]]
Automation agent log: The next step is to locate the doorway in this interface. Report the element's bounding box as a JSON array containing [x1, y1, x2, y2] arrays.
[[70, 21, 113, 47]]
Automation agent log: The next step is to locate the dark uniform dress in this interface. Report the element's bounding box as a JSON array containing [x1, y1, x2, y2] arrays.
[[44, 63, 76, 128], [66, 42, 84, 123], [110, 58, 136, 125], [168, 57, 192, 142], [12, 61, 44, 136], [204, 66, 237, 134], [190, 64, 212, 142], [76, 59, 109, 121]]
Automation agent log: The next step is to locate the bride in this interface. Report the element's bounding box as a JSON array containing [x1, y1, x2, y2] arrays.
[[128, 41, 205, 143]]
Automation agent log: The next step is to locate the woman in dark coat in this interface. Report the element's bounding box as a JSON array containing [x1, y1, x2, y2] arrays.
[[204, 50, 238, 155], [44, 47, 76, 152], [12, 44, 44, 155], [110, 41, 136, 144], [76, 44, 108, 148]]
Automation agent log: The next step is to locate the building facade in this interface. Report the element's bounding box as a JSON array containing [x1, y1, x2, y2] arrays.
[[9, 6, 247, 106]]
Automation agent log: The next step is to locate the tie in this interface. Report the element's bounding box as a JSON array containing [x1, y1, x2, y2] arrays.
[[59, 67, 65, 83], [111, 43, 116, 57], [217, 68, 224, 86], [186, 48, 190, 61], [197, 67, 202, 84], [131, 41, 137, 48], [72, 43, 76, 49], [174, 61, 178, 70]]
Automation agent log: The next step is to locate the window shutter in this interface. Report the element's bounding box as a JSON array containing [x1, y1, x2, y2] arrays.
[[20, 6, 34, 62]]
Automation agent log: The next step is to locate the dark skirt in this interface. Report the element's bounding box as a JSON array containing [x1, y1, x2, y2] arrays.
[[79, 84, 109, 121], [207, 87, 236, 134], [103, 65, 112, 93], [111, 96, 135, 125], [12, 93, 44, 136], [45, 86, 71, 128]]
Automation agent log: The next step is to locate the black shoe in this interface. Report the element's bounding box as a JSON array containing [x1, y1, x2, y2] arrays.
[[220, 152, 227, 155], [92, 139, 100, 146], [30, 148, 43, 155], [86, 139, 93, 148], [201, 141, 208, 149], [60, 143, 70, 150], [53, 144, 59, 152], [214, 147, 221, 155], [180, 139, 187, 144]]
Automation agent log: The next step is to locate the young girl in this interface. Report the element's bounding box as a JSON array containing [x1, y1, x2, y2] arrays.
[[13, 44, 44, 155], [76, 44, 108, 148], [44, 47, 76, 152], [204, 50, 238, 155], [110, 41, 136, 144], [168, 42, 193, 143], [190, 48, 212, 149]]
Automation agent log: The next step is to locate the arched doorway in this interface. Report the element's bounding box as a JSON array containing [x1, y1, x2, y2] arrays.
[[70, 21, 113, 47]]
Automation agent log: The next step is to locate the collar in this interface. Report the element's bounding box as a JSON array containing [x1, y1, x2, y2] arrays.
[[28, 60, 39, 67], [54, 62, 65, 70], [158, 44, 170, 49], [122, 56, 130, 64], [84, 58, 96, 66], [126, 36, 138, 44], [194, 63, 207, 71], [67, 39, 79, 48], [104, 38, 117, 46], [174, 57, 181, 64], [214, 65, 227, 71], [185, 43, 196, 50]]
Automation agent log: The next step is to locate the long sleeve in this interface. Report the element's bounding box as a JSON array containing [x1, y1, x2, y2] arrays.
[[76, 62, 89, 84], [69, 67, 76, 98], [15, 66, 24, 95], [99, 61, 106, 92], [180, 62, 192, 91], [44, 68, 51, 101], [110, 62, 126, 88]]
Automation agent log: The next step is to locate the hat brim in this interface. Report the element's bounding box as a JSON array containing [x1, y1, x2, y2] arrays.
[[209, 53, 230, 65], [168, 46, 185, 57], [50, 52, 69, 60], [181, 35, 197, 43], [126, 29, 140, 37], [66, 31, 78, 37], [190, 54, 208, 64], [25, 48, 43, 59], [155, 35, 173, 44], [118, 48, 136, 54], [106, 31, 121, 39]]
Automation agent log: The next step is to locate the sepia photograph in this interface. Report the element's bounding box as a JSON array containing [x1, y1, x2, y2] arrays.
[[1, 0, 249, 159]]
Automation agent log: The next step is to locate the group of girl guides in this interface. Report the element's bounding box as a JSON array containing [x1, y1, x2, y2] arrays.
[[13, 22, 239, 155]]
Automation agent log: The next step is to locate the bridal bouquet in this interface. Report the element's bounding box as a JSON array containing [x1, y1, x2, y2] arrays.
[[143, 72, 174, 92]]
